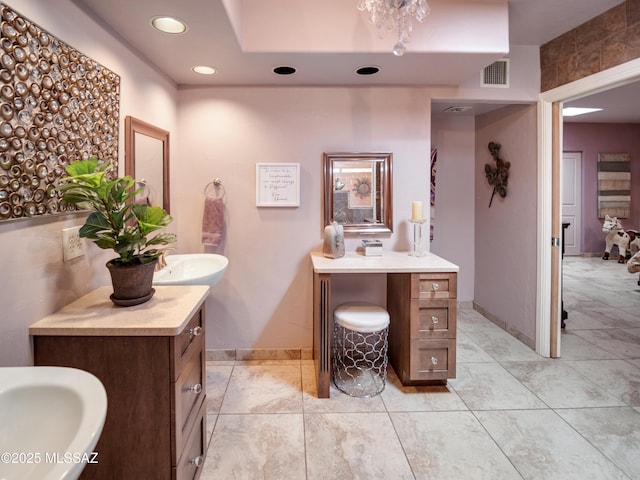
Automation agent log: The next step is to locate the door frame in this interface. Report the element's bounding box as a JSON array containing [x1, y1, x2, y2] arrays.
[[536, 57, 640, 357]]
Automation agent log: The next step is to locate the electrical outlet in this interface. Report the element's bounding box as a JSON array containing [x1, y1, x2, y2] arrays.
[[62, 226, 85, 261]]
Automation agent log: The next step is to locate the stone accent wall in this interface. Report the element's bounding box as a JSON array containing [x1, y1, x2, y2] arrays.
[[540, 0, 640, 91]]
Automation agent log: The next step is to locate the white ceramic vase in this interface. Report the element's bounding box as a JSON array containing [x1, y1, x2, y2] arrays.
[[323, 222, 345, 258]]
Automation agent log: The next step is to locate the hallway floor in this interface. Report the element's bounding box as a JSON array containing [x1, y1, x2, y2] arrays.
[[201, 256, 640, 479]]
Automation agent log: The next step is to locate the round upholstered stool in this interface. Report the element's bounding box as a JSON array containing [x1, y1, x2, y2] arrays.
[[332, 302, 390, 397]]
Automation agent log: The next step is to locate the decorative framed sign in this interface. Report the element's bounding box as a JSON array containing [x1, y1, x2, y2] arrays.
[[256, 163, 300, 207]]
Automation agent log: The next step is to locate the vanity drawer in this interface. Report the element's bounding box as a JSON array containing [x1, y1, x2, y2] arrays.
[[410, 299, 457, 339], [409, 339, 456, 380], [173, 402, 206, 480], [410, 273, 457, 300], [172, 308, 204, 379], [173, 341, 205, 460]]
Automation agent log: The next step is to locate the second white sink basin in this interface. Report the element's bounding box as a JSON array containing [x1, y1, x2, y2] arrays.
[[153, 253, 229, 287], [0, 366, 107, 480]]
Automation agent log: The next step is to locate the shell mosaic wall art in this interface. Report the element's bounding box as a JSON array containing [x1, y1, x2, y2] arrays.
[[0, 3, 120, 221]]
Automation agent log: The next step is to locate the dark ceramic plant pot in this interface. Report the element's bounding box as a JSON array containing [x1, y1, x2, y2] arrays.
[[106, 258, 157, 306]]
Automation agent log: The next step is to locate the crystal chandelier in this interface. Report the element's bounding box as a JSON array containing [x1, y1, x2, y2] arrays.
[[357, 0, 430, 56]]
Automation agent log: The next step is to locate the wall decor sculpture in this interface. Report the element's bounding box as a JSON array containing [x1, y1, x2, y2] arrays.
[[597, 152, 630, 219], [484, 141, 510, 207], [0, 4, 120, 221]]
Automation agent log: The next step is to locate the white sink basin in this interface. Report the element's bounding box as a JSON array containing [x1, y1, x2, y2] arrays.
[[153, 253, 229, 287], [0, 366, 107, 480]]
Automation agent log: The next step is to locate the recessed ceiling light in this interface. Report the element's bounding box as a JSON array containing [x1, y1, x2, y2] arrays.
[[356, 66, 380, 76], [150, 16, 187, 34], [192, 66, 217, 75], [273, 66, 296, 75], [562, 107, 602, 117]]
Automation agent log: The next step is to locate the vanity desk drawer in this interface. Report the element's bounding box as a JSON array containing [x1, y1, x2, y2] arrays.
[[409, 339, 456, 381], [173, 338, 205, 461], [174, 401, 207, 480], [410, 299, 457, 338], [172, 308, 204, 380], [411, 273, 457, 299]]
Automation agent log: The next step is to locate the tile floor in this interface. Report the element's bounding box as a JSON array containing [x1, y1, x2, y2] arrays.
[[200, 256, 640, 479]]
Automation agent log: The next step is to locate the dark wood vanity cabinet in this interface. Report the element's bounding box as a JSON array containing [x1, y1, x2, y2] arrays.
[[387, 272, 457, 384], [32, 298, 207, 480]]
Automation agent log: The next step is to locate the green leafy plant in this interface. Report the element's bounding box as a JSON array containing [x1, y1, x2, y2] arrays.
[[58, 157, 176, 265]]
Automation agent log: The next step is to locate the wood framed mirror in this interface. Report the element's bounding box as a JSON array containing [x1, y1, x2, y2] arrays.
[[323, 152, 393, 234], [124, 116, 170, 213]]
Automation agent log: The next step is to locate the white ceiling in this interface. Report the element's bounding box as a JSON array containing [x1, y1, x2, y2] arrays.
[[72, 0, 639, 123]]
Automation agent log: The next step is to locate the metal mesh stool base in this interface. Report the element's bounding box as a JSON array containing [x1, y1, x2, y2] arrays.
[[332, 324, 389, 397]]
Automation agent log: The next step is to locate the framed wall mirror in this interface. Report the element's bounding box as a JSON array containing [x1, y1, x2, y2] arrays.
[[124, 116, 170, 213], [323, 152, 393, 234]]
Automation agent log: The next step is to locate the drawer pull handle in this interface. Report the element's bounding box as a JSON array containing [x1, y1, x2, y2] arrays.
[[187, 383, 203, 394], [432, 283, 439, 291], [189, 326, 203, 336], [190, 455, 204, 467], [431, 315, 439, 325], [431, 357, 438, 366]]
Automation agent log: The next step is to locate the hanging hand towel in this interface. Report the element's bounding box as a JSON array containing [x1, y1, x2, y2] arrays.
[[202, 196, 224, 246]]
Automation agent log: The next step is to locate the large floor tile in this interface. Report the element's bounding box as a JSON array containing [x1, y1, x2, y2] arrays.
[[457, 309, 503, 333], [463, 329, 543, 362], [563, 359, 640, 406], [572, 329, 640, 358], [391, 411, 523, 479], [502, 361, 625, 408], [220, 364, 302, 414], [380, 368, 468, 412], [300, 363, 386, 413], [558, 332, 619, 360], [457, 331, 496, 363], [449, 363, 547, 410], [205, 363, 233, 414], [202, 414, 306, 480], [556, 407, 640, 480], [475, 409, 629, 480], [304, 412, 414, 480], [565, 306, 640, 329]]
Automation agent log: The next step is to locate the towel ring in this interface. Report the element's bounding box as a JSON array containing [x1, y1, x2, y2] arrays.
[[204, 178, 226, 199]]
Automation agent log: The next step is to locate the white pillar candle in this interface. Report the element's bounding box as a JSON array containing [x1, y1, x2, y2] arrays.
[[411, 201, 423, 221]]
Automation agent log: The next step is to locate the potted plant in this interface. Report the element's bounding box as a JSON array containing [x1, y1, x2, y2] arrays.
[[58, 157, 176, 306]]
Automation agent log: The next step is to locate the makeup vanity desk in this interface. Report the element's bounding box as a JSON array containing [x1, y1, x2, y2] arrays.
[[311, 251, 459, 398]]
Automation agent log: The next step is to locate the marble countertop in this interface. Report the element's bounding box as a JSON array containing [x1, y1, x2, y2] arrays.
[[310, 250, 459, 273], [29, 285, 210, 336]]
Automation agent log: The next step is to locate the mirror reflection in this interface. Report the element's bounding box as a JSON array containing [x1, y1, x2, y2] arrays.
[[323, 152, 393, 234], [125, 116, 170, 213]]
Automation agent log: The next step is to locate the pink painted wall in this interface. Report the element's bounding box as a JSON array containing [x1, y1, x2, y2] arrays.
[[474, 105, 538, 343], [431, 115, 476, 302], [563, 123, 640, 253], [177, 87, 433, 350]]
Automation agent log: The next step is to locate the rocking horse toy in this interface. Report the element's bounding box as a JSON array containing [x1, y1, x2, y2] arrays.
[[628, 251, 640, 286], [602, 215, 631, 263]]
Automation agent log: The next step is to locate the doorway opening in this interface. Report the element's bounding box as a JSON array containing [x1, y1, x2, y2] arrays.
[[537, 57, 640, 358]]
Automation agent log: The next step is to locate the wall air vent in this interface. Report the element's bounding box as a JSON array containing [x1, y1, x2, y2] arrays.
[[481, 59, 509, 88]]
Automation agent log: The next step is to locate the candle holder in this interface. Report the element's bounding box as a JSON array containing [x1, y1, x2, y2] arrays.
[[409, 219, 427, 257]]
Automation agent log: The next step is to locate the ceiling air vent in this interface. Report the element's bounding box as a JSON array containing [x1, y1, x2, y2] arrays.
[[481, 59, 509, 88], [443, 106, 472, 113]]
